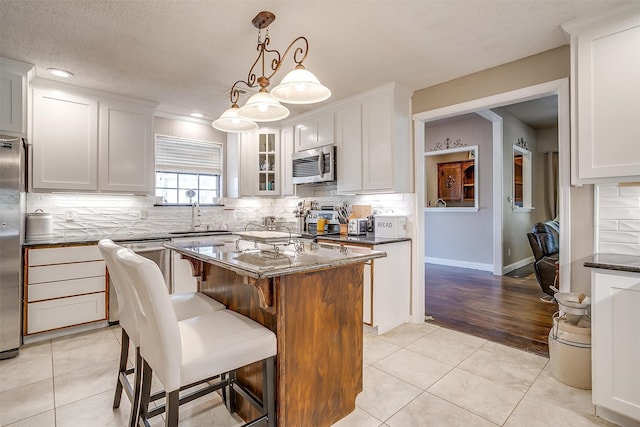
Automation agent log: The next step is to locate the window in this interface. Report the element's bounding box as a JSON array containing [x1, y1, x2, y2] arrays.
[[424, 146, 478, 210], [155, 135, 223, 205]]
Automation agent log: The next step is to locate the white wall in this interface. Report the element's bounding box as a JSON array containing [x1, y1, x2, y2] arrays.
[[500, 108, 537, 266], [424, 114, 493, 268]]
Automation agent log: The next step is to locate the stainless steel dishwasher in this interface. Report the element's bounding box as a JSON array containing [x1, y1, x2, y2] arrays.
[[109, 239, 171, 322]]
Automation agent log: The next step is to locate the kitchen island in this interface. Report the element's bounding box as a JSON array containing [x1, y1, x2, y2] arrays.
[[166, 238, 386, 427]]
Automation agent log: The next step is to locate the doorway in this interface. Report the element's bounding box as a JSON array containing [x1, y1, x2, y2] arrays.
[[410, 78, 571, 327]]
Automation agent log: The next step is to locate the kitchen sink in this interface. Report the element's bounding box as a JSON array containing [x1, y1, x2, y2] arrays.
[[168, 230, 231, 235]]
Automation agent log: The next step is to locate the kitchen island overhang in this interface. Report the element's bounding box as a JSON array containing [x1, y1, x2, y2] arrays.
[[165, 239, 386, 427], [165, 239, 386, 279]]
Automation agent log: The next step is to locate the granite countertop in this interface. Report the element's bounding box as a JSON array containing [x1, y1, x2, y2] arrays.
[[314, 233, 411, 246], [166, 239, 386, 279], [584, 253, 640, 274], [24, 230, 233, 247]]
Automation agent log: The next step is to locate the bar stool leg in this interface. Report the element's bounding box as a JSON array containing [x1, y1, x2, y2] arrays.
[[165, 390, 179, 427], [137, 360, 153, 427], [226, 370, 237, 414], [129, 348, 143, 427], [113, 329, 130, 409]]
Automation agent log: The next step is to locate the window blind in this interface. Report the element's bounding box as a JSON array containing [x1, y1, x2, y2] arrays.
[[155, 135, 223, 174]]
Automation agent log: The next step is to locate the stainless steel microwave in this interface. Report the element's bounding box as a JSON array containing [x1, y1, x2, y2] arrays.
[[292, 145, 336, 185]]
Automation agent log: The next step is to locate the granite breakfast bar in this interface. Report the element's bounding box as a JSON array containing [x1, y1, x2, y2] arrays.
[[165, 238, 386, 427]]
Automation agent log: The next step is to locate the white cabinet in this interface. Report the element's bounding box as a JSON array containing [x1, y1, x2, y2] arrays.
[[591, 270, 640, 426], [294, 110, 334, 152], [25, 245, 107, 335], [317, 239, 411, 334], [228, 127, 292, 197], [238, 128, 281, 197], [280, 125, 295, 196], [0, 57, 33, 134], [335, 102, 362, 193], [30, 79, 156, 193], [31, 86, 99, 191], [335, 82, 413, 194], [98, 99, 154, 193], [564, 8, 640, 184]]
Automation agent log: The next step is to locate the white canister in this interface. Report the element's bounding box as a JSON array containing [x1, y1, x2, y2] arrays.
[[374, 215, 407, 238], [26, 210, 53, 238]]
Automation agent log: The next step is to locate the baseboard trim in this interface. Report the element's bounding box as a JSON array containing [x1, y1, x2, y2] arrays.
[[22, 321, 109, 345], [425, 257, 493, 272], [502, 256, 535, 275]]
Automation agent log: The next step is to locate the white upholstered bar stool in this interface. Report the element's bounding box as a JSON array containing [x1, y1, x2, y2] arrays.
[[116, 248, 277, 427], [98, 239, 226, 426]]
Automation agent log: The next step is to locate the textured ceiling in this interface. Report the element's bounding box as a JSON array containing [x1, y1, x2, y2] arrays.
[[0, 0, 633, 122]]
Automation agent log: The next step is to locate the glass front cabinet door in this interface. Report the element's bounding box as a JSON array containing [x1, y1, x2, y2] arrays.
[[240, 128, 280, 196], [257, 131, 278, 194]]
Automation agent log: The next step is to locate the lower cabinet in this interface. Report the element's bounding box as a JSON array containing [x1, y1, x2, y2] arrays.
[[591, 270, 640, 426], [25, 245, 108, 335], [317, 239, 411, 334]]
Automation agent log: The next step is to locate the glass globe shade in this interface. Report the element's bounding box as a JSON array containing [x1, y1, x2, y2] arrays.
[[270, 67, 331, 104]]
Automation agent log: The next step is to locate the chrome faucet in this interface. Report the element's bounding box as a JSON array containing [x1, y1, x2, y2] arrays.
[[263, 216, 276, 230], [191, 201, 202, 230], [436, 198, 447, 207]]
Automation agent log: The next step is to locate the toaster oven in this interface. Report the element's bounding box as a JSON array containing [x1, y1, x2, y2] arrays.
[[348, 218, 368, 235]]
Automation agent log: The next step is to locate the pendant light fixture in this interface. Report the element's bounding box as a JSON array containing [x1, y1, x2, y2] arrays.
[[213, 11, 331, 133], [212, 105, 259, 132]]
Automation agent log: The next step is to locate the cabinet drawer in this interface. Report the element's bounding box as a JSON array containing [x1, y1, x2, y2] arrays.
[[28, 276, 106, 302], [27, 292, 106, 334], [28, 245, 102, 266], [28, 260, 105, 284]]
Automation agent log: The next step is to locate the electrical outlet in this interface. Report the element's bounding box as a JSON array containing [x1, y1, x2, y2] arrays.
[[507, 248, 511, 257], [65, 210, 74, 222], [139, 209, 148, 220]]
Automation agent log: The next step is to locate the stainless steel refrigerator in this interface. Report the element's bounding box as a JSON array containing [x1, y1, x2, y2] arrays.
[[0, 134, 25, 359]]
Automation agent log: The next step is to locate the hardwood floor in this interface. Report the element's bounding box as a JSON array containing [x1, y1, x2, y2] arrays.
[[425, 263, 558, 357]]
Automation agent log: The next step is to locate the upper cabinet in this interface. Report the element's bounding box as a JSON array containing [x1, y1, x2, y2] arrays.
[[335, 101, 362, 193], [293, 110, 334, 152], [280, 125, 295, 197], [30, 79, 157, 194], [564, 7, 640, 184], [236, 127, 282, 197], [98, 99, 154, 193], [31, 86, 99, 191], [336, 83, 413, 194], [0, 57, 33, 135]]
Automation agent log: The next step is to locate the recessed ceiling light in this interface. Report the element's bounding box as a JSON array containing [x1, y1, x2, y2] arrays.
[[47, 68, 73, 78], [190, 113, 204, 118]]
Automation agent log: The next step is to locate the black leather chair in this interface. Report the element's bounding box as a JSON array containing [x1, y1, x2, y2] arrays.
[[527, 220, 559, 296]]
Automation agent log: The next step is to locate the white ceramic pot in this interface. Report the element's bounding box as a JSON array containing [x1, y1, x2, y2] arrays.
[[26, 209, 53, 238]]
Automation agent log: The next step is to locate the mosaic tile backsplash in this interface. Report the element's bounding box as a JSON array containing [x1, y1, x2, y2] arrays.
[[597, 184, 640, 256], [26, 193, 415, 240]]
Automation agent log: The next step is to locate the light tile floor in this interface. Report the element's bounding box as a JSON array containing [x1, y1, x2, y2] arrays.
[[0, 322, 616, 427]]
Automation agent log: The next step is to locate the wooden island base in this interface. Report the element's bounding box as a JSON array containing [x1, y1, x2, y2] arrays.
[[190, 258, 365, 427]]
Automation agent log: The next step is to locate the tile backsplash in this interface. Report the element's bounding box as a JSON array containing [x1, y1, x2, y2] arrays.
[[597, 184, 640, 255], [26, 193, 415, 240]]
